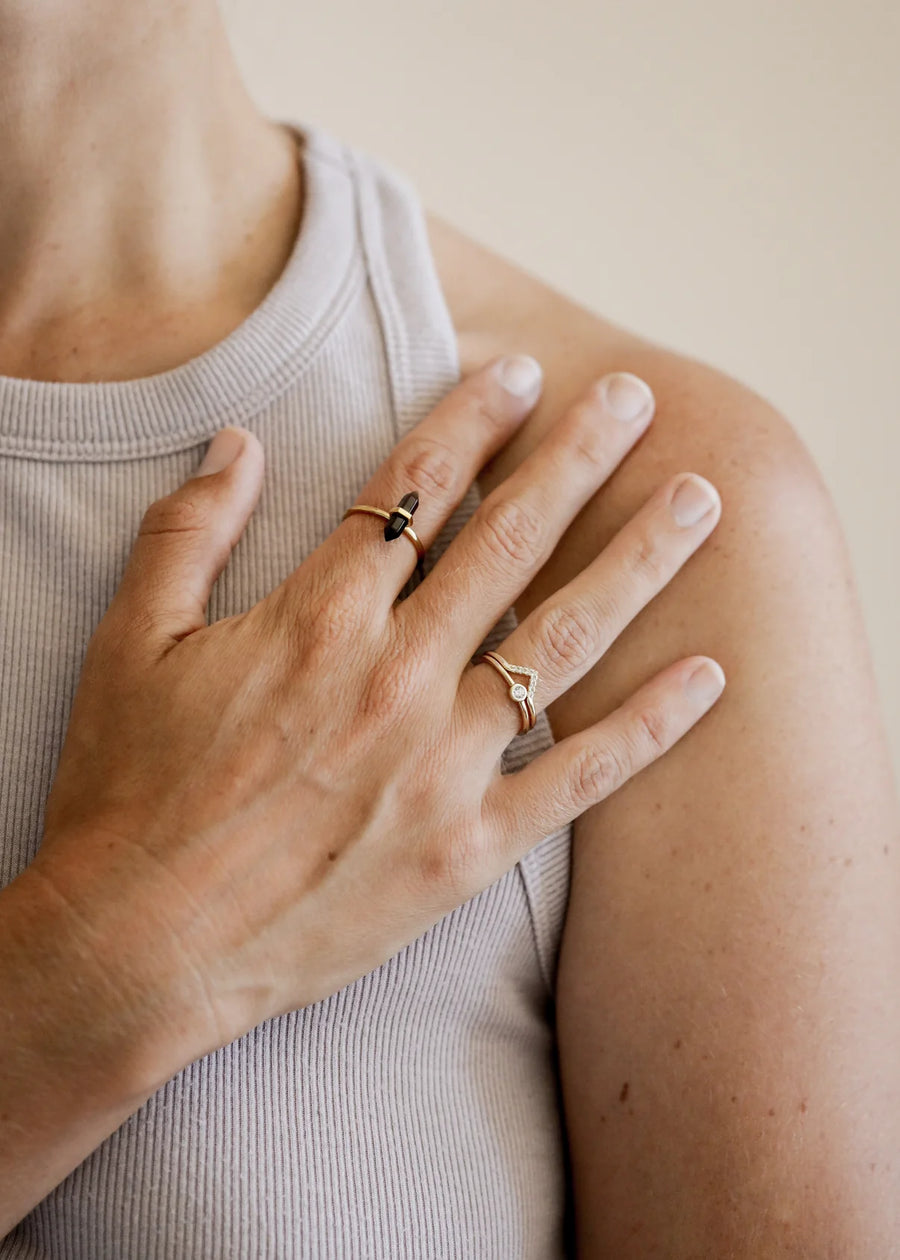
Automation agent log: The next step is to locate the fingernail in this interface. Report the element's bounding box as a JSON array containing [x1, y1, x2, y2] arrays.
[[598, 371, 655, 423], [670, 474, 720, 527], [494, 354, 544, 400], [684, 659, 726, 706], [196, 427, 246, 476]]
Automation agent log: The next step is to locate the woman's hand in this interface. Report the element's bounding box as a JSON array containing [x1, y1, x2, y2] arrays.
[[30, 353, 723, 1090]]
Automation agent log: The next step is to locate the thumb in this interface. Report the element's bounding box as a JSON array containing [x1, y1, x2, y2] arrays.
[[111, 426, 265, 651]]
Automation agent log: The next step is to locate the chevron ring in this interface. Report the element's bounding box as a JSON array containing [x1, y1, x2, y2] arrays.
[[478, 650, 539, 734]]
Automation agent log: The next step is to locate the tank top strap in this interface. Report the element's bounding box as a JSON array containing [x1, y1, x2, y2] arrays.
[[338, 139, 462, 440]]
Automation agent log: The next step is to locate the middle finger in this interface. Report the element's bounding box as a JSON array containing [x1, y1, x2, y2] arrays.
[[398, 371, 656, 658]]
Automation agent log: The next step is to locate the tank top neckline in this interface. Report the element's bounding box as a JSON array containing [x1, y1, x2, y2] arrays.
[[0, 119, 360, 462]]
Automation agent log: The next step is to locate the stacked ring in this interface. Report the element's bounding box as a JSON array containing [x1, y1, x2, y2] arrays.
[[478, 650, 539, 733]]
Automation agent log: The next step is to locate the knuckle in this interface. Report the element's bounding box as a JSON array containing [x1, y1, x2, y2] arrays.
[[109, 602, 163, 645], [397, 437, 459, 500], [567, 401, 616, 472], [633, 705, 671, 757], [570, 434, 611, 474], [468, 390, 510, 437], [304, 578, 364, 650], [94, 594, 172, 661], [82, 615, 126, 675], [569, 743, 627, 808], [357, 650, 425, 725], [138, 492, 211, 540], [629, 529, 668, 586], [478, 496, 546, 568], [419, 824, 487, 898], [535, 603, 595, 674]]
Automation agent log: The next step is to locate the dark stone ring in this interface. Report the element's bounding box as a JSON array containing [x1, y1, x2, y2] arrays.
[[341, 492, 426, 564]]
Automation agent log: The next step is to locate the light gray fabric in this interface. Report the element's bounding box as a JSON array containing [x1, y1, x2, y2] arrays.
[[0, 119, 573, 1259]]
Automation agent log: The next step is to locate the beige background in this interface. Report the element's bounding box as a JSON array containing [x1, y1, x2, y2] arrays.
[[223, 0, 900, 774]]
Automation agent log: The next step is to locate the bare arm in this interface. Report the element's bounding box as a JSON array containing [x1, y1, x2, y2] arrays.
[[547, 349, 900, 1255]]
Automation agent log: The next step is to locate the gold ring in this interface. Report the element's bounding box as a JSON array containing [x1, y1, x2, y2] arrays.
[[342, 492, 426, 562], [478, 650, 539, 733]]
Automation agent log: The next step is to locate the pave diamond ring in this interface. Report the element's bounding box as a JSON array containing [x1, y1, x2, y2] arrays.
[[478, 651, 539, 734]]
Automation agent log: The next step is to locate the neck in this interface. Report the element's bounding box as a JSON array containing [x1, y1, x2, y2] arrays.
[[0, 0, 303, 382]]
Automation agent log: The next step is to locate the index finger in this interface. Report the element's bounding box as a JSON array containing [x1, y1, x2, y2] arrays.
[[296, 354, 545, 615]]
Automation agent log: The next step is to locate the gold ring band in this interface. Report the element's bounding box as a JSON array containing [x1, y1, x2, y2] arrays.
[[341, 504, 426, 561], [479, 650, 539, 734]]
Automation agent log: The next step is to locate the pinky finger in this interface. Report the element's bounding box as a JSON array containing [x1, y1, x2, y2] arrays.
[[485, 656, 726, 854]]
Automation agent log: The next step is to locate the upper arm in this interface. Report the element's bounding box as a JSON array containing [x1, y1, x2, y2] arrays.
[[426, 212, 900, 1255], [546, 351, 900, 1257]]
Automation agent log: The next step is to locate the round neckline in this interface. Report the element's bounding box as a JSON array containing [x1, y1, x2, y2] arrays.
[[0, 118, 362, 462]]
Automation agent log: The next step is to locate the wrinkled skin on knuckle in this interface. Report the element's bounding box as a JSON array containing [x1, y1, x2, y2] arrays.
[[85, 607, 138, 674], [113, 592, 185, 646], [535, 602, 595, 674], [85, 589, 185, 685], [630, 527, 669, 588], [397, 436, 459, 499], [356, 645, 429, 727], [478, 496, 546, 569], [570, 434, 611, 475], [139, 491, 211, 540], [302, 576, 368, 658], [590, 587, 626, 654], [632, 704, 671, 758], [570, 742, 627, 809], [567, 401, 615, 473]]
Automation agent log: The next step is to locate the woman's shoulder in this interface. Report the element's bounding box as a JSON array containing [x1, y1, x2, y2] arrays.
[[421, 208, 833, 761], [423, 207, 814, 516], [424, 208, 629, 392]]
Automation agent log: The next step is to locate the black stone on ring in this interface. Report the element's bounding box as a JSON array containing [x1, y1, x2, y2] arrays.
[[384, 492, 420, 542]]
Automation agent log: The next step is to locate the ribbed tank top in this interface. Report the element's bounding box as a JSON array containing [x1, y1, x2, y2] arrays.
[[0, 120, 573, 1260]]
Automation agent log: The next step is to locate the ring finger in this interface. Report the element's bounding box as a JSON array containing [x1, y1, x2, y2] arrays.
[[457, 470, 722, 750]]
